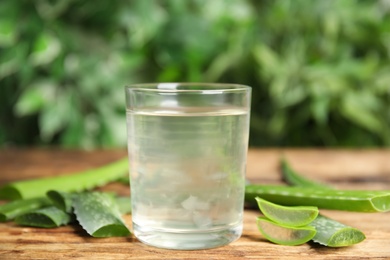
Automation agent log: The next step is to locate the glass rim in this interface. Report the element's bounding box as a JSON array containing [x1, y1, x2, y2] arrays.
[[125, 82, 251, 93]]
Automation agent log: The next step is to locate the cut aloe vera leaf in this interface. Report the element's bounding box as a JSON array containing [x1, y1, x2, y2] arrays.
[[47, 190, 74, 213], [15, 206, 72, 228], [115, 196, 131, 214], [310, 215, 366, 247], [255, 197, 318, 227], [246, 185, 390, 212], [257, 216, 316, 246], [0, 157, 129, 200], [47, 190, 131, 215], [280, 158, 333, 189], [73, 192, 130, 237], [0, 197, 51, 222], [280, 159, 368, 247]]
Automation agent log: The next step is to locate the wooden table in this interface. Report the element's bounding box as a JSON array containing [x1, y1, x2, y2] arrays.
[[1, 149, 389, 259]]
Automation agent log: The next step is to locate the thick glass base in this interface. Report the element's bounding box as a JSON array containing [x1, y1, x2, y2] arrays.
[[133, 222, 243, 250]]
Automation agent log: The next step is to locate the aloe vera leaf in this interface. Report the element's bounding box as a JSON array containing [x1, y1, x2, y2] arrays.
[[114, 196, 131, 214], [47, 189, 131, 214], [245, 185, 390, 212], [47, 190, 74, 213], [279, 159, 367, 246], [0, 157, 129, 200], [280, 158, 333, 189], [255, 197, 318, 227], [73, 192, 130, 237], [309, 215, 366, 247], [0, 197, 51, 222], [256, 216, 316, 246], [15, 206, 72, 228]]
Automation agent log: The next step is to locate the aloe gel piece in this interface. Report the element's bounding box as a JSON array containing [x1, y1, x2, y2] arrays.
[[256, 216, 316, 246], [73, 192, 130, 237], [255, 197, 318, 227]]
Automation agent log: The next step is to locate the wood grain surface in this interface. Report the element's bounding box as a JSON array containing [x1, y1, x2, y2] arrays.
[[0, 148, 389, 260]]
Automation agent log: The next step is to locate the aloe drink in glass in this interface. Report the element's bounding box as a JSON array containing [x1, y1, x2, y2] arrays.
[[125, 83, 251, 250]]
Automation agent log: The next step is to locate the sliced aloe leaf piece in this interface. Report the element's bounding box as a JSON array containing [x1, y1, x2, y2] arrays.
[[246, 185, 390, 212], [73, 192, 130, 237], [310, 215, 366, 247], [0, 197, 51, 222], [0, 157, 128, 200], [255, 197, 318, 227], [279, 159, 368, 247], [256, 216, 316, 246], [47, 190, 74, 213], [114, 196, 131, 214], [15, 206, 72, 228], [47, 190, 131, 214]]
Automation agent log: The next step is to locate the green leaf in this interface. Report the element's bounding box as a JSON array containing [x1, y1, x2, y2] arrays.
[[204, 52, 235, 81], [15, 206, 72, 228], [0, 157, 128, 200], [47, 190, 74, 213], [280, 158, 333, 189], [39, 94, 68, 142], [30, 32, 61, 66], [47, 189, 131, 215], [122, 0, 167, 48], [30, 86, 74, 143], [252, 44, 280, 79], [245, 185, 390, 213], [279, 158, 366, 247], [310, 215, 366, 247], [340, 91, 383, 134], [114, 196, 132, 215], [309, 84, 331, 126], [14, 87, 46, 116], [73, 192, 130, 237], [98, 104, 127, 147], [0, 197, 51, 222], [255, 197, 318, 227], [256, 216, 316, 246]]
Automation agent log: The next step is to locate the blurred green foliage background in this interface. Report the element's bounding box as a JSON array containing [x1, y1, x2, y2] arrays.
[[0, 0, 389, 149]]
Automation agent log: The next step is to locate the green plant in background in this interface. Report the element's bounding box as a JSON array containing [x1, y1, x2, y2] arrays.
[[247, 0, 390, 147], [0, 0, 389, 148], [0, 0, 149, 148]]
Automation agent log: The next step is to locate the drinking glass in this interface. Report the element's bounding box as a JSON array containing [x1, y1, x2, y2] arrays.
[[125, 83, 251, 250]]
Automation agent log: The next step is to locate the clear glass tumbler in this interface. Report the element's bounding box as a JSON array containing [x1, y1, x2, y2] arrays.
[[125, 83, 251, 250]]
